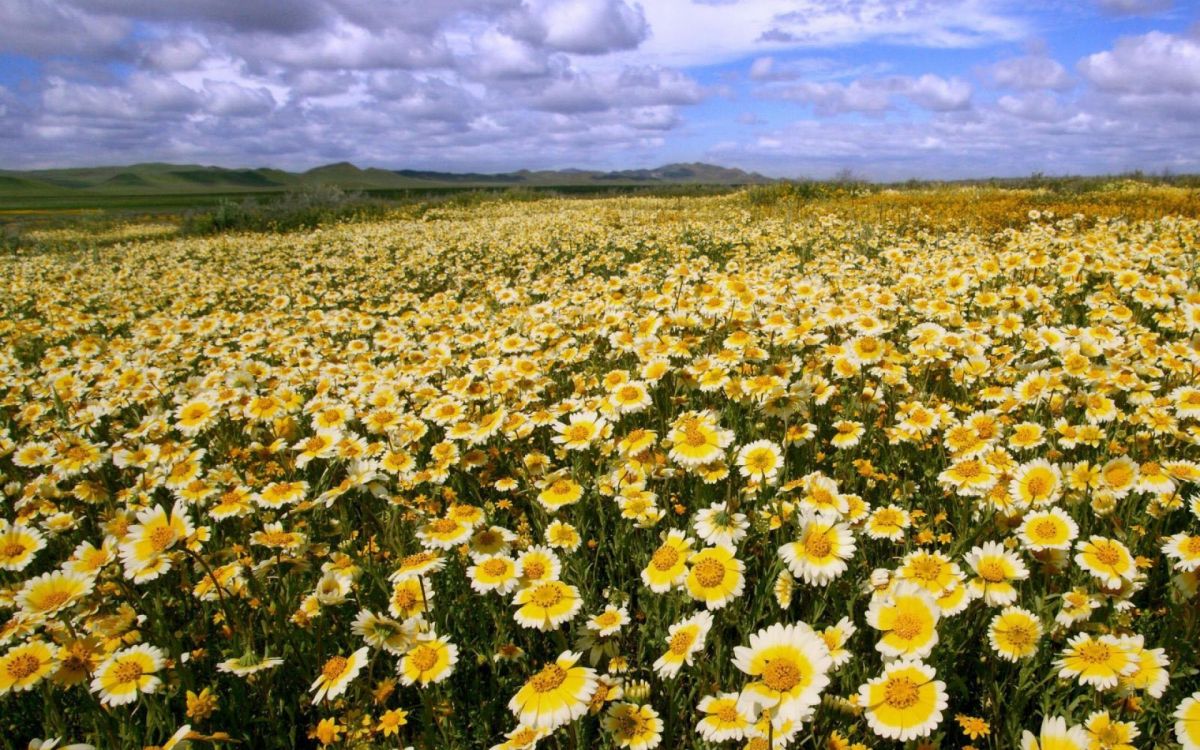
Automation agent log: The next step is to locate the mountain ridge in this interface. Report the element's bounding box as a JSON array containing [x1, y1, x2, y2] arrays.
[[0, 161, 775, 196]]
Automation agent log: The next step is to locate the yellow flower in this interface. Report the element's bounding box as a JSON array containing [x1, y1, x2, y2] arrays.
[[0, 524, 46, 572], [696, 692, 750, 742], [90, 644, 165, 706], [987, 606, 1042, 661], [685, 545, 745, 609], [641, 530, 693, 593], [1075, 536, 1135, 588], [377, 707, 408, 736], [1175, 691, 1200, 750], [508, 651, 598, 730], [310, 717, 343, 746], [602, 702, 662, 749], [16, 570, 94, 617], [858, 659, 947, 742], [186, 687, 219, 721], [956, 713, 991, 740], [652, 611, 712, 679], [733, 622, 832, 723], [866, 582, 941, 659], [310, 647, 369, 703], [398, 633, 458, 686], [0, 640, 56, 694], [1055, 633, 1136, 690], [513, 580, 581, 631]]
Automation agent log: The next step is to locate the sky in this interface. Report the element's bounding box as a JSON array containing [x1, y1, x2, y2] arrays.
[[0, 0, 1197, 179]]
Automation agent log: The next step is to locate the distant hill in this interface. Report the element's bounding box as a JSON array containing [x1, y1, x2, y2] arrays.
[[0, 161, 774, 197]]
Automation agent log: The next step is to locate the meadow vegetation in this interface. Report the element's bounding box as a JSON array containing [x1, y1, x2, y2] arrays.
[[1, 183, 1200, 749]]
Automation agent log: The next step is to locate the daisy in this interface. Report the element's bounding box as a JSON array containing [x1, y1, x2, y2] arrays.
[[1163, 532, 1200, 572], [471, 525, 517, 557], [865, 505, 910, 541], [778, 515, 856, 586], [537, 475, 584, 511], [586, 604, 630, 637], [818, 617, 857, 669], [175, 397, 218, 435], [513, 580, 582, 631], [610, 381, 652, 414], [119, 500, 194, 583], [867, 582, 941, 660], [641, 531, 693, 592], [1075, 536, 1135, 588], [469, 555, 520, 595], [545, 520, 582, 552], [1176, 691, 1200, 750], [517, 546, 562, 586], [938, 458, 998, 496], [685, 546, 745, 609], [1117, 634, 1170, 698], [0, 524, 46, 572], [509, 651, 597, 730], [91, 644, 165, 706], [1017, 508, 1079, 552], [1055, 633, 1137, 690], [398, 632, 458, 686], [552, 411, 607, 451], [736, 440, 783, 483], [692, 502, 749, 547], [1084, 710, 1138, 750], [830, 420, 864, 449], [733, 622, 832, 723], [1021, 716, 1089, 750], [491, 724, 551, 750], [16, 571, 94, 618], [417, 516, 473, 550], [389, 551, 446, 582], [668, 411, 732, 468], [987, 606, 1042, 661], [311, 647, 369, 702], [696, 692, 750, 742], [1099, 456, 1139, 498], [352, 609, 416, 654], [603, 702, 662, 750], [964, 541, 1028, 606], [897, 550, 959, 596], [216, 652, 284, 676], [857, 659, 947, 742], [653, 611, 713, 679], [0, 640, 55, 694], [1009, 459, 1062, 507]]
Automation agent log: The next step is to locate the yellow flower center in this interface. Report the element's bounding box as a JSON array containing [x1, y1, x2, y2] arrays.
[[148, 525, 175, 552], [1181, 537, 1200, 556], [1032, 519, 1060, 541], [1076, 642, 1112, 665], [1003, 623, 1034, 647], [883, 676, 921, 709], [682, 424, 709, 448], [716, 704, 740, 723], [400, 552, 436, 569], [761, 658, 802, 692], [746, 450, 773, 470], [1094, 544, 1121, 566], [530, 584, 563, 608], [618, 386, 641, 401], [113, 659, 144, 684], [978, 559, 1007, 583], [408, 646, 438, 673], [908, 557, 943, 583], [955, 461, 982, 479], [34, 590, 72, 610], [804, 532, 832, 558], [1025, 474, 1050, 498], [692, 558, 726, 588], [529, 663, 567, 692], [481, 559, 509, 577], [7, 653, 41, 680], [321, 656, 348, 681], [650, 546, 680, 570], [565, 424, 592, 442], [668, 630, 696, 655], [892, 611, 924, 640], [429, 519, 459, 534], [595, 611, 620, 628], [523, 560, 547, 579], [550, 479, 572, 495]]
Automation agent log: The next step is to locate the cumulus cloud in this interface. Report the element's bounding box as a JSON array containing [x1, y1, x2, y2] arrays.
[[1078, 31, 1200, 94], [989, 54, 1072, 91], [504, 0, 649, 55], [765, 74, 971, 114]]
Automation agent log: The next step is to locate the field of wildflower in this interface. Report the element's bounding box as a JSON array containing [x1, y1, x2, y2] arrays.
[[2, 183, 1200, 749]]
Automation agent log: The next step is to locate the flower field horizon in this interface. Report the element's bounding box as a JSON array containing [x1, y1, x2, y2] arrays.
[[2, 183, 1200, 749]]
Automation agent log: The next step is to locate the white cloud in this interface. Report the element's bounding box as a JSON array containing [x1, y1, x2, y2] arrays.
[[1078, 31, 1200, 94], [906, 74, 971, 111], [505, 0, 649, 55], [764, 73, 970, 114], [989, 54, 1072, 91]]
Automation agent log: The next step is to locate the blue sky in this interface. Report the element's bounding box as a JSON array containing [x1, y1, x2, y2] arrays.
[[0, 0, 1197, 179]]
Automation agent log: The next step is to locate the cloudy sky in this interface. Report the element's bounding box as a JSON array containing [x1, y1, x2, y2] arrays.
[[0, 0, 1197, 179]]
